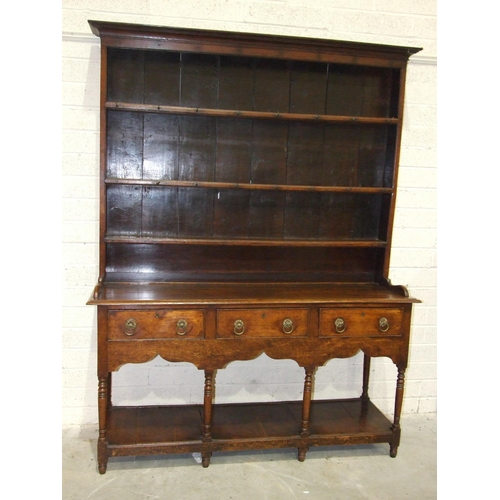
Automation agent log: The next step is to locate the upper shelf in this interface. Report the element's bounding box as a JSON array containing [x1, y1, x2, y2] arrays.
[[105, 102, 400, 125]]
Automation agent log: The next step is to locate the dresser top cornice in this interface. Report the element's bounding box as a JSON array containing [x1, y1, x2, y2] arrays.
[[88, 20, 422, 66]]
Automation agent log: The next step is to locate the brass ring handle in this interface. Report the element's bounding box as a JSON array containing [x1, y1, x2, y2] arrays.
[[234, 319, 245, 336], [176, 319, 188, 336], [379, 317, 390, 332], [282, 318, 294, 334], [124, 318, 137, 336], [334, 317, 346, 334]]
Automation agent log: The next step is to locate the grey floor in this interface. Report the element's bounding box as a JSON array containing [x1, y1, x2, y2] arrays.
[[62, 413, 436, 499]]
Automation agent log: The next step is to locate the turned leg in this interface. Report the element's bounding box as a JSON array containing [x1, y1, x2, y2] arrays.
[[97, 376, 109, 474], [298, 366, 315, 462], [390, 364, 406, 458], [361, 354, 371, 400], [201, 370, 214, 468], [106, 372, 112, 407]]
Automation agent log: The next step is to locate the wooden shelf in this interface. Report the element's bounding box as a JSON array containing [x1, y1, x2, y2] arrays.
[[106, 399, 393, 457], [104, 235, 387, 247], [107, 404, 203, 455], [106, 101, 400, 125], [105, 178, 394, 193]]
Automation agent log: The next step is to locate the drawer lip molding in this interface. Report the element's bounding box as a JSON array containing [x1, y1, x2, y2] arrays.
[[107, 309, 206, 340], [319, 307, 404, 337], [216, 308, 309, 338]]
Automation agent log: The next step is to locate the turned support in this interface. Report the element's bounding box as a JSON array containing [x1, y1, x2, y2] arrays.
[[202, 370, 215, 467], [361, 354, 371, 400], [390, 364, 406, 458], [298, 366, 315, 462], [97, 376, 109, 474]]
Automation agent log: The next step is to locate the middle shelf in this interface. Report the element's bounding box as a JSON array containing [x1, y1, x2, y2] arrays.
[[105, 178, 394, 194]]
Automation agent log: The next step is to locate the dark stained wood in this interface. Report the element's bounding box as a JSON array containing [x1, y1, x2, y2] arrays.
[[289, 61, 328, 115], [359, 66, 395, 118], [106, 185, 142, 237], [247, 191, 286, 239], [144, 51, 181, 106], [218, 56, 255, 110], [326, 65, 398, 118], [318, 193, 355, 240], [322, 125, 359, 187], [142, 114, 179, 180], [178, 116, 216, 181], [284, 192, 321, 240], [213, 189, 251, 239], [107, 48, 144, 103], [141, 186, 178, 238], [357, 125, 392, 187], [250, 121, 288, 185], [215, 119, 253, 183], [286, 122, 325, 186], [253, 58, 290, 112], [106, 111, 143, 178], [180, 53, 218, 108], [88, 20, 421, 473], [178, 188, 214, 238]]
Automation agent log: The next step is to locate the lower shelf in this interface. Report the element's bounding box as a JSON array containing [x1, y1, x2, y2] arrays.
[[106, 398, 394, 458]]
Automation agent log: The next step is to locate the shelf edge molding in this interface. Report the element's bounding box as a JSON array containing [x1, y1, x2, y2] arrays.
[[104, 236, 388, 247], [106, 101, 400, 125], [104, 178, 394, 194]]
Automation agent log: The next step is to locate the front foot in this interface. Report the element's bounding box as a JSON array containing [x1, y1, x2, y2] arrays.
[[98, 441, 108, 474], [389, 445, 398, 458], [298, 446, 309, 462], [201, 452, 212, 468]]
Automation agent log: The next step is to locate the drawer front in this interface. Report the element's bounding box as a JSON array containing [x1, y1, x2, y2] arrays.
[[217, 309, 309, 338], [108, 309, 205, 340], [319, 308, 404, 337]]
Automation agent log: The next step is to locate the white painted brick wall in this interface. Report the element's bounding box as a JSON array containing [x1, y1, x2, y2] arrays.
[[62, 0, 437, 425]]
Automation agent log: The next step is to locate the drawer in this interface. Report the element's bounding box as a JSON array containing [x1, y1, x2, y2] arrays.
[[217, 309, 309, 338], [319, 308, 404, 337], [108, 309, 205, 340]]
